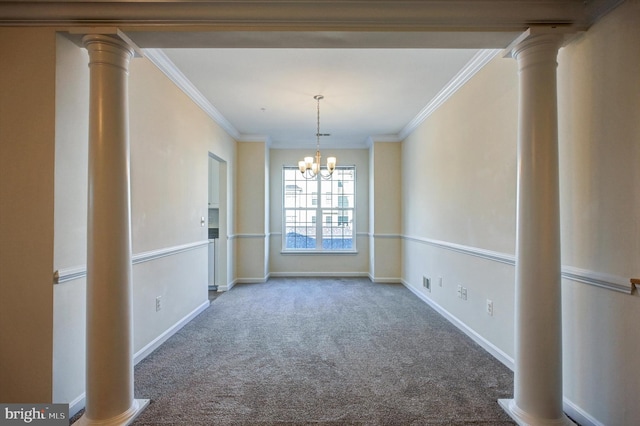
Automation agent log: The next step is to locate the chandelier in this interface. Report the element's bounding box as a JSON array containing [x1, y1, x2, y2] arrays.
[[298, 95, 336, 180]]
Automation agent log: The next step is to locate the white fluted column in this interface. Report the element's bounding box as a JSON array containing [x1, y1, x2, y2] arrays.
[[75, 34, 148, 426], [499, 29, 572, 426]]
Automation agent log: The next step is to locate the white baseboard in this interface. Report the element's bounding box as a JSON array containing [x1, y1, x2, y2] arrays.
[[67, 299, 211, 418], [401, 279, 515, 370], [234, 275, 270, 284], [216, 279, 236, 292], [563, 397, 604, 426], [133, 299, 210, 364], [68, 393, 86, 419], [269, 272, 369, 278], [368, 273, 403, 283]]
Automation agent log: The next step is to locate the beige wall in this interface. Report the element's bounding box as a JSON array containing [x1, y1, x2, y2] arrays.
[[52, 33, 238, 409], [401, 1, 639, 424], [0, 27, 57, 403], [52, 33, 90, 405], [369, 142, 402, 281], [235, 141, 269, 281], [557, 1, 640, 423], [401, 53, 519, 357]]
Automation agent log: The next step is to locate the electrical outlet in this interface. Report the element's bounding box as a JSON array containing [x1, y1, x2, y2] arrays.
[[457, 285, 462, 298], [200, 216, 206, 227], [155, 296, 162, 312], [486, 299, 494, 316], [461, 287, 468, 300], [423, 276, 431, 292]]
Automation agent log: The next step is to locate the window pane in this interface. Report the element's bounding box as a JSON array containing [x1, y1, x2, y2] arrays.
[[283, 166, 355, 251], [285, 208, 316, 249], [321, 209, 353, 250], [284, 170, 317, 208]]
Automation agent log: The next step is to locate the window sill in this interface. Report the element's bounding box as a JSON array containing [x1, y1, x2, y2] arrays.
[[280, 250, 358, 255]]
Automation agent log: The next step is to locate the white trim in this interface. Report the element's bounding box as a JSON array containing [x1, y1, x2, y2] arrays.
[[272, 231, 368, 239], [368, 135, 401, 143], [403, 234, 515, 265], [143, 48, 241, 140], [132, 240, 210, 264], [269, 272, 369, 278], [368, 274, 402, 284], [216, 280, 236, 292], [66, 299, 210, 418], [371, 233, 403, 239], [234, 276, 270, 284], [54, 240, 209, 284], [133, 299, 210, 364], [563, 397, 605, 426], [68, 392, 87, 419], [398, 49, 501, 140], [499, 398, 573, 426], [560, 265, 631, 294], [238, 134, 272, 145], [280, 250, 358, 255], [235, 233, 268, 239], [403, 235, 633, 294], [402, 279, 515, 371], [53, 265, 87, 284]]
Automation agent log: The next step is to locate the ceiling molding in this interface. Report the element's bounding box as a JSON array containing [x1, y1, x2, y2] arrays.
[[583, 0, 626, 26], [143, 48, 241, 140], [237, 135, 272, 145], [368, 135, 402, 144], [0, 1, 621, 31], [398, 49, 501, 141], [144, 46, 502, 147]]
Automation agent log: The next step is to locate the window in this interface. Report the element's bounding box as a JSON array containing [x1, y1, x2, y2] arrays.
[[283, 166, 356, 252]]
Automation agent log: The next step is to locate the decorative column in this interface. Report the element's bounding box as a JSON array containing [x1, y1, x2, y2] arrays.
[[499, 28, 572, 426], [75, 33, 148, 426]]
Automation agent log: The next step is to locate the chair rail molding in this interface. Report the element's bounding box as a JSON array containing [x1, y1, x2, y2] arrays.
[[54, 240, 210, 284], [403, 235, 634, 294]]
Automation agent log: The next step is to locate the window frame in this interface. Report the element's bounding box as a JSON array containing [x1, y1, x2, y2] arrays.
[[282, 165, 356, 254]]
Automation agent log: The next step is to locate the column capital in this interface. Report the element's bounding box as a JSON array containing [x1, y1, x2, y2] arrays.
[[82, 33, 136, 75], [504, 26, 573, 60], [68, 27, 142, 58]]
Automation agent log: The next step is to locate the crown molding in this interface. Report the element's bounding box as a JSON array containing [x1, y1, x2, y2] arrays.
[[0, 1, 621, 30], [238, 135, 272, 145], [143, 48, 240, 140], [144, 46, 501, 147], [368, 135, 402, 143], [398, 49, 501, 141]]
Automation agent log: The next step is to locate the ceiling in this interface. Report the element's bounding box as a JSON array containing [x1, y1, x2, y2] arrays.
[[159, 47, 484, 149]]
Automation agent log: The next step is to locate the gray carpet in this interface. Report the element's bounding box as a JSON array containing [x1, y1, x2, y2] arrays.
[[131, 277, 514, 425]]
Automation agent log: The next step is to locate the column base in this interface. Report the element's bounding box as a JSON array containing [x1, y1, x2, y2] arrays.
[[73, 399, 150, 426], [499, 399, 574, 426]]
